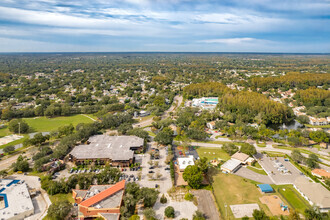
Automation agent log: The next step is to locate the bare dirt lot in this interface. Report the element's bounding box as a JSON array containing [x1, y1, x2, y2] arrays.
[[193, 190, 220, 220], [260, 195, 290, 216]]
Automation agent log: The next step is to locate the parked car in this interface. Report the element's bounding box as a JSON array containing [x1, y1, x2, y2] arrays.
[[165, 167, 170, 170], [148, 171, 154, 173], [149, 166, 155, 169]]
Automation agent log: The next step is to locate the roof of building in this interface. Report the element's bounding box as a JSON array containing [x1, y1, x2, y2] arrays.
[[79, 180, 125, 208], [0, 179, 34, 219], [258, 184, 273, 192], [231, 152, 250, 162], [221, 159, 241, 172], [312, 169, 330, 178], [178, 155, 195, 170], [70, 135, 144, 161], [294, 176, 330, 208]]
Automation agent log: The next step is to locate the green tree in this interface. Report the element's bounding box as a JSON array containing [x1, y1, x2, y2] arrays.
[[195, 157, 209, 174], [129, 215, 140, 220], [154, 127, 173, 145], [193, 210, 205, 220], [8, 119, 29, 134], [325, 178, 330, 188], [252, 209, 269, 220], [240, 143, 256, 156], [58, 124, 74, 137], [160, 194, 167, 204], [309, 131, 329, 143], [309, 153, 319, 162], [291, 149, 305, 163], [12, 155, 29, 172], [47, 200, 72, 220], [306, 158, 318, 169], [165, 206, 175, 218], [139, 187, 159, 208], [223, 143, 239, 156], [182, 165, 203, 189], [143, 208, 156, 220], [118, 123, 133, 135], [3, 145, 15, 153], [289, 210, 301, 220], [304, 207, 323, 220]]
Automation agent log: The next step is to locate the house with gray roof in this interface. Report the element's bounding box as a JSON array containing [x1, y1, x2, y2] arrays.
[[69, 135, 144, 167]]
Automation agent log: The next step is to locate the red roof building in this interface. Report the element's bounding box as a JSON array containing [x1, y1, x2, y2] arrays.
[[73, 180, 125, 220]]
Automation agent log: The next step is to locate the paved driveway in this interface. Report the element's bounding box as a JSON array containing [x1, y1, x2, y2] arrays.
[[234, 167, 273, 184], [193, 190, 220, 220]]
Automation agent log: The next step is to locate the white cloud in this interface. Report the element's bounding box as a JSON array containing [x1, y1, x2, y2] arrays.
[[201, 38, 257, 44]]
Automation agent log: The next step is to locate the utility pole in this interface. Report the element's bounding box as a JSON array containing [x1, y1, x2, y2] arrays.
[[224, 203, 227, 220]]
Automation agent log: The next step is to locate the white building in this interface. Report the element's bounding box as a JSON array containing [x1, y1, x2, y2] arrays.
[[221, 159, 241, 173], [207, 121, 216, 130], [0, 179, 34, 220], [178, 155, 195, 171]]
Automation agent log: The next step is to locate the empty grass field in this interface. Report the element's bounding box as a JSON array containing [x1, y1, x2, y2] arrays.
[[0, 114, 96, 148], [196, 147, 231, 161], [211, 171, 272, 219], [25, 114, 95, 132]]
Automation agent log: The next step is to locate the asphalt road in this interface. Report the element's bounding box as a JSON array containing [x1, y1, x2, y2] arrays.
[[133, 95, 183, 128]]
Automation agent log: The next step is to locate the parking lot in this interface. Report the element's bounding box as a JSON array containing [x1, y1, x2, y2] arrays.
[[258, 155, 303, 184], [55, 142, 172, 193], [137, 144, 172, 193]]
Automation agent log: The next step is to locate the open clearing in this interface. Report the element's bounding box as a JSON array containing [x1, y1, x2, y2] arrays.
[[196, 147, 231, 162], [260, 195, 290, 216], [210, 171, 272, 219], [25, 114, 96, 132], [0, 114, 95, 148]]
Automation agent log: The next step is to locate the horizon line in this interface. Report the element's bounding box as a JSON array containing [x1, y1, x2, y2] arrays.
[[0, 51, 329, 55]]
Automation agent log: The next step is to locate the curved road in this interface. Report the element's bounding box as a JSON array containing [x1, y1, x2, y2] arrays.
[[181, 141, 330, 166], [133, 95, 183, 128]]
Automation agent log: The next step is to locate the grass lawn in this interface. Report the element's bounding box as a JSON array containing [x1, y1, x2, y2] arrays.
[[25, 115, 95, 133], [273, 185, 310, 214], [0, 125, 11, 137], [257, 143, 267, 148], [211, 171, 272, 219], [49, 193, 74, 204], [304, 124, 330, 129], [196, 147, 231, 161], [0, 114, 95, 149], [247, 165, 268, 175]]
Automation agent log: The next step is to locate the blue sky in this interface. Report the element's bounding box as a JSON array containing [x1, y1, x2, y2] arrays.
[[0, 0, 329, 52]]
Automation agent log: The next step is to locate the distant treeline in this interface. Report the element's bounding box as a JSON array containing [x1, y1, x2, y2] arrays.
[[250, 73, 330, 90], [183, 82, 231, 99], [184, 82, 294, 125], [295, 88, 330, 107]]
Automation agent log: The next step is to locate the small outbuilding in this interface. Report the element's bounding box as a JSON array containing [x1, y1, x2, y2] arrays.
[[258, 184, 274, 193]]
